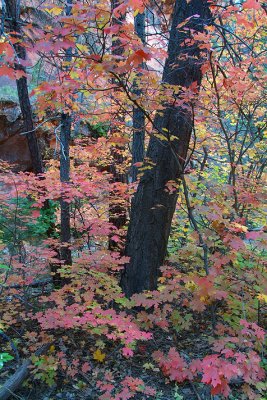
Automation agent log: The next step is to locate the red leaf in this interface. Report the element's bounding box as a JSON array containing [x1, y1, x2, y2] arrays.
[[127, 49, 152, 67], [243, 0, 261, 9], [31, 210, 41, 218], [0, 42, 14, 57], [0, 64, 15, 79], [113, 2, 127, 18], [122, 347, 134, 358], [103, 24, 120, 35], [246, 231, 261, 240], [81, 362, 91, 373]]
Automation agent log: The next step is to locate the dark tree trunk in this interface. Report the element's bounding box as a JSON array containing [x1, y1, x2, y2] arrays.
[[131, 12, 146, 182], [121, 0, 211, 296], [58, 1, 73, 273], [5, 0, 43, 174], [59, 113, 72, 268], [108, 0, 127, 251]]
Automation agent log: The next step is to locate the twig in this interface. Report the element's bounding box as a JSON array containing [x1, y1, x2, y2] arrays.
[[19, 116, 61, 136], [190, 382, 202, 400], [0, 343, 51, 400], [2, 277, 53, 290], [0, 330, 20, 363]]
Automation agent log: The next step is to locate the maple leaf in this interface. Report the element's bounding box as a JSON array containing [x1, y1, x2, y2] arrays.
[[0, 65, 16, 79], [246, 231, 261, 240], [103, 25, 120, 35], [0, 42, 14, 58], [127, 49, 152, 67], [122, 347, 134, 358], [257, 293, 267, 303], [93, 349, 106, 362], [44, 6, 63, 15], [243, 0, 261, 10], [31, 210, 41, 218], [81, 362, 91, 373], [128, 0, 146, 12], [177, 14, 200, 29], [133, 162, 143, 167], [223, 234, 245, 250], [112, 2, 127, 18], [210, 379, 231, 397]]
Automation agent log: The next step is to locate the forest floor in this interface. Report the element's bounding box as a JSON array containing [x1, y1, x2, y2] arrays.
[[1, 311, 240, 400], [1, 264, 264, 400]]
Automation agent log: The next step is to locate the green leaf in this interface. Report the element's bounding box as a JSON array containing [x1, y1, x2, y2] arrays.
[[0, 352, 14, 369], [0, 264, 11, 270]]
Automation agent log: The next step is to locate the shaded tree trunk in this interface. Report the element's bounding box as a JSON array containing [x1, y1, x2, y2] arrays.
[[121, 0, 211, 296], [108, 0, 127, 251], [5, 0, 43, 174], [131, 11, 146, 182], [58, 1, 73, 274], [59, 113, 72, 268]]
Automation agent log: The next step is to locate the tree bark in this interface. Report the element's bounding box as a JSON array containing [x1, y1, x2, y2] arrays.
[[57, 1, 73, 276], [108, 0, 127, 252], [59, 113, 72, 269], [121, 0, 211, 296], [131, 11, 146, 182], [5, 0, 43, 174]]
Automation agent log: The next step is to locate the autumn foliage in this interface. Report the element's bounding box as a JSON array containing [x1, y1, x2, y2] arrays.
[[0, 0, 266, 399]]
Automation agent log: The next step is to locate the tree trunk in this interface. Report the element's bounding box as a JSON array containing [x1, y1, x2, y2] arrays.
[[108, 0, 127, 251], [58, 1, 73, 274], [59, 113, 72, 268], [5, 0, 43, 174], [131, 12, 146, 182], [121, 0, 211, 296]]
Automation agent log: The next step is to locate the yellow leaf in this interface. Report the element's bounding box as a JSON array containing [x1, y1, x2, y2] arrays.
[[143, 362, 159, 371], [154, 133, 168, 141], [44, 7, 63, 15], [93, 349, 106, 362], [257, 294, 267, 303], [76, 44, 88, 53], [49, 345, 55, 353], [143, 362, 154, 369], [200, 296, 209, 303], [70, 71, 79, 79], [185, 281, 198, 292]]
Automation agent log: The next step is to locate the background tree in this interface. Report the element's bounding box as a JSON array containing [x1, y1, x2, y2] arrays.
[[5, 0, 43, 174]]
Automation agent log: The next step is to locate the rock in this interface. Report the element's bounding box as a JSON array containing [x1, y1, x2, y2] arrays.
[[0, 100, 32, 171], [0, 100, 50, 172]]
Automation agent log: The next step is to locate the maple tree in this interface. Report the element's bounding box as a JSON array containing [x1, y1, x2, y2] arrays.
[[0, 0, 266, 399]]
